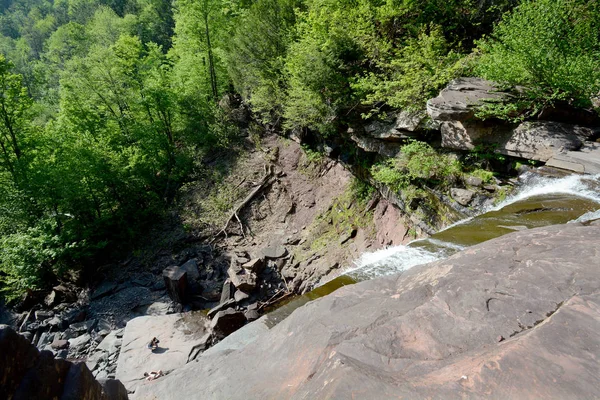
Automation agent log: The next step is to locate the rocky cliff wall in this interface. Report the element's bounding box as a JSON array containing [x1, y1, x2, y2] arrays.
[[0, 325, 128, 400]]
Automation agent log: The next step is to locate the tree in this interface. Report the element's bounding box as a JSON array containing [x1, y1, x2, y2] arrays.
[[0, 55, 31, 182], [476, 0, 600, 111]]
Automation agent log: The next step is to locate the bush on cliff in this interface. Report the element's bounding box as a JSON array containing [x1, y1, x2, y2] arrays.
[[475, 0, 600, 118], [371, 141, 461, 205]]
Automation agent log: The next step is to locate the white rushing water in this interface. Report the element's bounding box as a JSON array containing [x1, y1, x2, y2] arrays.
[[493, 172, 600, 209], [347, 173, 600, 280]]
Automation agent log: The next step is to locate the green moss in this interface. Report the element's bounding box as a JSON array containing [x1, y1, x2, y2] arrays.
[[468, 168, 495, 184]]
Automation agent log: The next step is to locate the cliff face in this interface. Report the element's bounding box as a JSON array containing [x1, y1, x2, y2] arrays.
[[134, 221, 600, 399], [0, 324, 128, 400]]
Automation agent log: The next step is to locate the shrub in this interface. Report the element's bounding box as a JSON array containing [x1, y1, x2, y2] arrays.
[[475, 0, 600, 117], [371, 141, 462, 206], [0, 223, 64, 299]]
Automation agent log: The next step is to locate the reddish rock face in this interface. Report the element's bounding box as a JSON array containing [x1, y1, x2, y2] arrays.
[[135, 222, 600, 399]]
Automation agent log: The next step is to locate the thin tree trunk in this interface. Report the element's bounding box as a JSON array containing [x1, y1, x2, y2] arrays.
[[204, 11, 218, 101]]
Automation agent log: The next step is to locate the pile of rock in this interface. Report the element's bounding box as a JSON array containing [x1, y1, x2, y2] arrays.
[[207, 246, 288, 339], [85, 328, 124, 380], [161, 246, 290, 344]]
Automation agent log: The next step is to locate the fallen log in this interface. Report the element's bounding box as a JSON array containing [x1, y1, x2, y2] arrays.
[[213, 165, 274, 240]]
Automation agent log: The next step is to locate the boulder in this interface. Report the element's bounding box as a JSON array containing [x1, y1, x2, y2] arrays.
[[98, 379, 129, 400], [441, 119, 595, 162], [501, 121, 595, 161], [44, 290, 59, 308], [34, 310, 54, 320], [219, 280, 234, 304], [546, 141, 600, 174], [450, 188, 475, 206], [132, 222, 600, 400], [95, 331, 122, 355], [261, 245, 287, 259], [243, 309, 260, 322], [395, 109, 427, 132], [348, 133, 402, 157], [61, 362, 107, 400], [207, 299, 235, 319], [71, 319, 97, 333], [210, 309, 246, 338], [426, 77, 510, 121], [242, 258, 264, 273], [12, 350, 71, 399], [179, 259, 202, 294], [51, 338, 69, 350], [162, 266, 188, 304], [68, 333, 91, 349], [0, 325, 126, 400], [0, 325, 41, 396], [464, 175, 483, 187], [234, 290, 250, 303], [227, 265, 257, 293]]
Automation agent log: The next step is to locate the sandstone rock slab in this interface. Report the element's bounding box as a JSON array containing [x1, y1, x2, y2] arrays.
[[115, 313, 209, 393], [134, 223, 600, 400], [427, 77, 509, 121]]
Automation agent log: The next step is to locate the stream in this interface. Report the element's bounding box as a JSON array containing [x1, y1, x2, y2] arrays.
[[264, 172, 600, 327]]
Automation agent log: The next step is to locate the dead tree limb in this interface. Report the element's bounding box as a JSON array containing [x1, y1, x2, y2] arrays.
[[258, 288, 293, 311], [213, 165, 274, 240]]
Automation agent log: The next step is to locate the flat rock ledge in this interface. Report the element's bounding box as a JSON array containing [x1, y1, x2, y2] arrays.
[[115, 313, 210, 393], [134, 221, 600, 399]]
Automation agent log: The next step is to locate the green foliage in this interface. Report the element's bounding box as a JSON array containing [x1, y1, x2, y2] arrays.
[[353, 26, 466, 114], [0, 222, 64, 299], [0, 0, 236, 298], [468, 168, 495, 184], [282, 7, 356, 135], [476, 0, 600, 117], [225, 0, 297, 124], [349, 177, 375, 203], [371, 141, 462, 206]]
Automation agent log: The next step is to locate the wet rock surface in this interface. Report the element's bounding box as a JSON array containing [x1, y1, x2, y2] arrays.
[[134, 222, 600, 399]]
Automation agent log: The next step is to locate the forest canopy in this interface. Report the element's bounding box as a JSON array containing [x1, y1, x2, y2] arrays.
[[0, 0, 598, 298]]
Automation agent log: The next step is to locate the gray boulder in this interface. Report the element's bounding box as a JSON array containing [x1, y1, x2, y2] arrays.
[[450, 188, 475, 206], [261, 245, 288, 259], [427, 77, 509, 121], [180, 259, 202, 295], [502, 121, 595, 161], [163, 266, 188, 304], [0, 325, 127, 399], [227, 265, 257, 293]]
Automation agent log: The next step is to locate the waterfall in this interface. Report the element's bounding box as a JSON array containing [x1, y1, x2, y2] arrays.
[[347, 173, 600, 280]]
